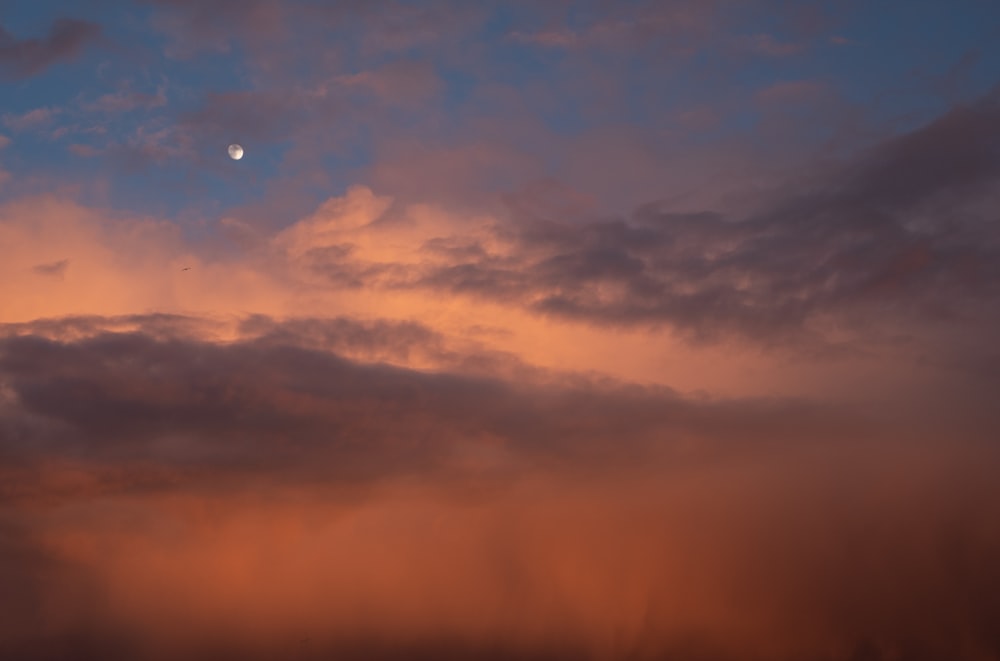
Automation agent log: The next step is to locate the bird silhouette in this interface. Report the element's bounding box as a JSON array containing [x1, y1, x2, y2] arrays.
[[181, 267, 192, 271]]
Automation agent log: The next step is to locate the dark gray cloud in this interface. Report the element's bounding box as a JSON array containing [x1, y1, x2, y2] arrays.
[[0, 313, 995, 498], [32, 259, 69, 278], [0, 314, 999, 659], [0, 18, 102, 79], [291, 97, 1000, 349], [520, 97, 1000, 337], [0, 316, 790, 492], [0, 313, 941, 504]]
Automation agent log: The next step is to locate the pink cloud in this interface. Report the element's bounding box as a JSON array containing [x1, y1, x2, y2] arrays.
[[332, 60, 442, 106], [509, 29, 579, 48], [146, 0, 289, 59], [67, 143, 101, 157], [740, 33, 804, 57], [672, 106, 722, 131], [82, 87, 168, 114], [2, 106, 59, 131], [0, 18, 101, 79]]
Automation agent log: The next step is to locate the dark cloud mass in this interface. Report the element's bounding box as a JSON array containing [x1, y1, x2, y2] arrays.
[[0, 18, 101, 79], [1, 316, 999, 660], [288, 99, 1000, 348], [0, 316, 771, 485]]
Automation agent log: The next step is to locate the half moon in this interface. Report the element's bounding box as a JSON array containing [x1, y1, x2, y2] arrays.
[[228, 144, 244, 160]]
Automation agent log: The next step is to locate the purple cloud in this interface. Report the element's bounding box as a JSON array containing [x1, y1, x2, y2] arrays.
[[0, 18, 101, 79]]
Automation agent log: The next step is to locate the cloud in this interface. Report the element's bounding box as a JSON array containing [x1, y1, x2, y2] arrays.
[[144, 0, 485, 64], [179, 88, 326, 147], [347, 1, 488, 57], [32, 259, 69, 278], [0, 75, 999, 661], [1, 3, 998, 657], [6, 87, 998, 386], [2, 91, 998, 399], [2, 107, 59, 132], [739, 33, 805, 57], [0, 192, 778, 398], [84, 120, 198, 171], [672, 106, 722, 131], [67, 143, 101, 157], [509, 29, 579, 48], [142, 0, 288, 58], [82, 87, 168, 114], [331, 60, 443, 106], [0, 314, 998, 659], [0, 320, 660, 480], [277, 97, 1000, 351], [755, 80, 829, 105], [506, 1, 731, 55], [0, 18, 102, 79]]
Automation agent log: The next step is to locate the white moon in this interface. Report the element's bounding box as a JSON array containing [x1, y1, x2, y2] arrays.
[[227, 144, 244, 160]]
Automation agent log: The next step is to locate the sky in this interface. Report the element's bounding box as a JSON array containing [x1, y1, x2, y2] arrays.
[[2, 1, 1000, 659]]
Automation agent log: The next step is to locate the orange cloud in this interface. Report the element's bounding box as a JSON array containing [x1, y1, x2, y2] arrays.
[[5, 435, 999, 660]]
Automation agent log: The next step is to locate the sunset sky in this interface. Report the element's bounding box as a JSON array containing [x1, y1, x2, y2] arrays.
[[2, 1, 1000, 659]]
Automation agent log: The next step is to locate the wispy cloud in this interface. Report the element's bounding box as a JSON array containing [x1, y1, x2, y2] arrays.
[[755, 79, 830, 105], [0, 18, 101, 79], [67, 143, 101, 157], [509, 28, 579, 48], [31, 258, 69, 278], [2, 107, 60, 132], [738, 32, 804, 57], [81, 86, 168, 114]]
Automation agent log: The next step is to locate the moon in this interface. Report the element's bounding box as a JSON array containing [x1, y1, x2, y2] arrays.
[[227, 144, 244, 160]]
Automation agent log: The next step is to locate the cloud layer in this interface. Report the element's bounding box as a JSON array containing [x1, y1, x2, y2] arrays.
[[3, 1, 1000, 659], [1, 315, 999, 660]]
